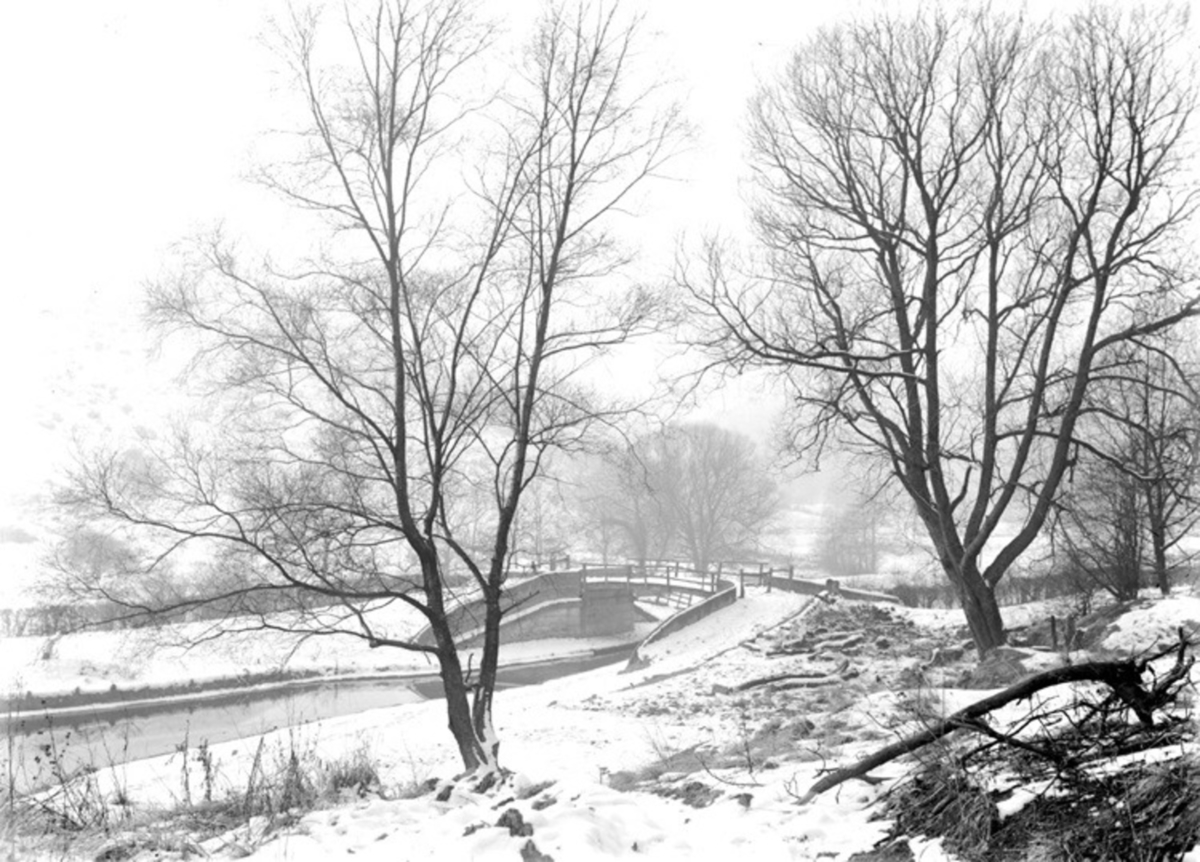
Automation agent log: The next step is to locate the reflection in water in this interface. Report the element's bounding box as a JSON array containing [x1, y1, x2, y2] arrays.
[[3, 678, 424, 795], [3, 648, 632, 794]]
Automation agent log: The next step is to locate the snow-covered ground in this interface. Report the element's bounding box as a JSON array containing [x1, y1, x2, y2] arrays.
[[8, 589, 1200, 860]]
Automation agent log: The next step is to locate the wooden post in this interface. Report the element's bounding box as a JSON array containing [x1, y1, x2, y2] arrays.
[[761, 562, 769, 593], [715, 561, 723, 594], [738, 567, 745, 599], [1050, 616, 1058, 651]]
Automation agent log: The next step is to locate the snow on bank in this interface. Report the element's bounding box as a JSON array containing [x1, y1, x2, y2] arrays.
[[25, 589, 1200, 860], [216, 592, 1199, 862], [234, 767, 888, 862], [896, 596, 1080, 634], [1, 606, 426, 698], [207, 589, 894, 861], [898, 592, 1200, 654], [53, 589, 902, 860], [1, 615, 653, 702], [1100, 595, 1200, 654], [636, 591, 811, 668]]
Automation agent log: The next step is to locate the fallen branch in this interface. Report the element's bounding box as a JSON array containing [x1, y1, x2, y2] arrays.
[[766, 643, 808, 657], [795, 636, 1193, 804], [772, 678, 843, 692], [768, 632, 866, 657], [713, 660, 850, 695], [816, 633, 865, 651]]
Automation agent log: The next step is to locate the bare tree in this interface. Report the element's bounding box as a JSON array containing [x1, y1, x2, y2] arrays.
[[1055, 455, 1146, 602], [56, 0, 678, 775], [579, 423, 779, 572], [817, 491, 888, 577], [683, 5, 1199, 654], [1056, 328, 1200, 597], [575, 445, 675, 568], [510, 470, 575, 569], [1120, 338, 1200, 595], [654, 424, 779, 573]]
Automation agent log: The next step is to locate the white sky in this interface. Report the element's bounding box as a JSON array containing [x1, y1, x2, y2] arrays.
[[2, 0, 1195, 590], [0, 0, 846, 526]]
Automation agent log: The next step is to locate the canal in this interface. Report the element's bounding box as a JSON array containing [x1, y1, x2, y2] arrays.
[[3, 647, 631, 794]]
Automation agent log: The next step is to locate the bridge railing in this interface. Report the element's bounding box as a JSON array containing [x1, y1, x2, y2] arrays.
[[413, 560, 901, 647], [580, 562, 720, 596]]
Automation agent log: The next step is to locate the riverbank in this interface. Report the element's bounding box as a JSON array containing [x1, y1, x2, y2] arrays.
[[1, 595, 668, 706], [2, 627, 650, 719], [4, 642, 642, 799]]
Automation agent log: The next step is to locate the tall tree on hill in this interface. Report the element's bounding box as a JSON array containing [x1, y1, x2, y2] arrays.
[[684, 5, 1199, 654], [56, 0, 679, 774]]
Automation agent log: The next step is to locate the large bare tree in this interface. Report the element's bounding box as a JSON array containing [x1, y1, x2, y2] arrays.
[[578, 423, 779, 572], [57, 0, 678, 774], [683, 5, 1198, 653]]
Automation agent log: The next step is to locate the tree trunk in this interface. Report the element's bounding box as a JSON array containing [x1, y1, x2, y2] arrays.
[[1153, 539, 1170, 596], [429, 619, 498, 774], [949, 562, 1006, 656], [442, 664, 486, 771], [470, 583, 504, 772], [1148, 503, 1171, 596]]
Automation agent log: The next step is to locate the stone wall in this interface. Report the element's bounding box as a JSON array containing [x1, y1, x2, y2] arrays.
[[580, 584, 635, 637], [415, 570, 588, 646], [627, 578, 739, 664], [455, 584, 636, 647], [459, 599, 582, 648]]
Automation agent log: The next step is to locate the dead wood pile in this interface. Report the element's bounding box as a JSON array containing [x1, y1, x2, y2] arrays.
[[834, 633, 1200, 861]]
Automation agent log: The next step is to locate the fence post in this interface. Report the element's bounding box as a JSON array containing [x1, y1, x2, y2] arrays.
[[788, 563, 795, 582], [715, 561, 722, 594], [764, 563, 771, 593], [739, 567, 745, 599]]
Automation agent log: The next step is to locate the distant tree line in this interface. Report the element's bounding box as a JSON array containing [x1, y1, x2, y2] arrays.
[[574, 423, 780, 574], [1051, 330, 1200, 602]]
